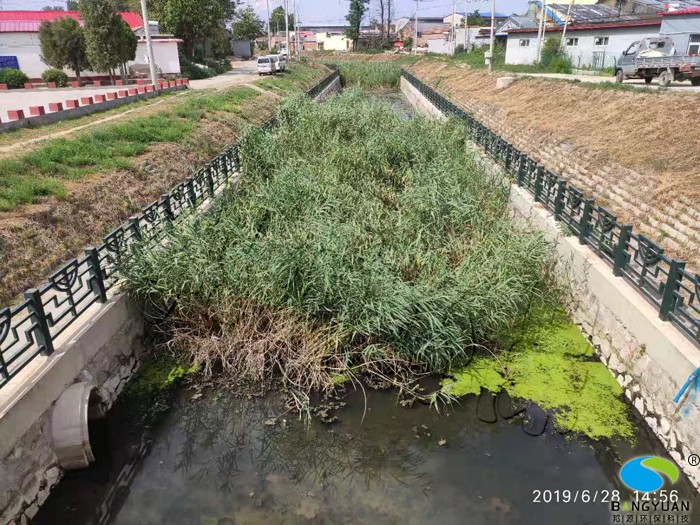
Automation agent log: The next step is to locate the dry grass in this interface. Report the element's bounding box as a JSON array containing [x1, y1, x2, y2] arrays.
[[408, 61, 700, 206]]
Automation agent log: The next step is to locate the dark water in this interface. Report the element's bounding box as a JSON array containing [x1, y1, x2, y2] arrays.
[[36, 386, 700, 525]]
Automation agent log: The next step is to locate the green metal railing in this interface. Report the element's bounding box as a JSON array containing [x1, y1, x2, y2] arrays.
[[402, 69, 700, 348], [0, 68, 340, 390]]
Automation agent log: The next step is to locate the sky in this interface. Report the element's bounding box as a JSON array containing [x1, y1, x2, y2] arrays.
[[12, 0, 532, 26]]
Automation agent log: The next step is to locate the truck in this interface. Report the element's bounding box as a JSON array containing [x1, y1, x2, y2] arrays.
[[615, 37, 700, 87]]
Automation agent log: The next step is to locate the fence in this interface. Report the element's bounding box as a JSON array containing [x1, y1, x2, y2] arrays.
[[0, 68, 340, 391], [402, 69, 700, 349]]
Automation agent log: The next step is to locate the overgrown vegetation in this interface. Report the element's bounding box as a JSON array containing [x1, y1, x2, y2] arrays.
[[321, 60, 402, 89], [121, 90, 554, 408], [41, 68, 69, 87]]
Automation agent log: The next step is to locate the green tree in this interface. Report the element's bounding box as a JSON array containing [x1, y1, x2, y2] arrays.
[[269, 6, 293, 35], [161, 0, 238, 57], [42, 6, 65, 10], [67, 0, 79, 8], [345, 0, 368, 47], [116, 17, 138, 81], [38, 16, 91, 85], [232, 6, 264, 41], [80, 0, 125, 79], [465, 10, 487, 27]]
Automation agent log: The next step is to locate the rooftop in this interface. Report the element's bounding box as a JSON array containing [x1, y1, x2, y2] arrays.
[[0, 10, 143, 33]]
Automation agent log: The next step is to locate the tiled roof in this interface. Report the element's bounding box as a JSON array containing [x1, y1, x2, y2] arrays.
[[0, 10, 144, 33]]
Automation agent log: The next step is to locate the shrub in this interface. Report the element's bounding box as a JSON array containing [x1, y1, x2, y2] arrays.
[[203, 58, 232, 74], [41, 68, 69, 87], [320, 60, 402, 88], [0, 68, 30, 89], [539, 37, 572, 73], [181, 60, 216, 80]]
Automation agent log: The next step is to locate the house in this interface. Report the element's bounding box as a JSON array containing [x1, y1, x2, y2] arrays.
[[659, 7, 700, 54], [0, 10, 181, 80], [392, 16, 445, 44], [505, 18, 662, 68], [443, 11, 509, 28]]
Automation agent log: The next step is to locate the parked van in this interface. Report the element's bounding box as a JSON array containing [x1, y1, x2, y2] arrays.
[[269, 54, 281, 73], [277, 53, 287, 72], [257, 56, 275, 76]]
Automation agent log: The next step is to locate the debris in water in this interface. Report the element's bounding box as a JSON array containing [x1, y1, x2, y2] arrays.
[[438, 439, 447, 446]]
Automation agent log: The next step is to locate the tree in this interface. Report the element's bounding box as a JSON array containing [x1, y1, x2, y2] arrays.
[[161, 0, 239, 58], [39, 17, 91, 85], [465, 10, 487, 27], [116, 17, 138, 81], [345, 0, 369, 48], [42, 6, 65, 10], [269, 6, 293, 36], [80, 0, 125, 80], [67, 0, 79, 8], [232, 6, 264, 42]]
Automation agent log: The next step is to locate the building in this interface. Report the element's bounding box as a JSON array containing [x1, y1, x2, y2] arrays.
[[659, 7, 700, 54], [0, 10, 181, 80], [505, 19, 662, 68], [392, 16, 445, 44], [315, 31, 353, 51], [443, 11, 509, 27]]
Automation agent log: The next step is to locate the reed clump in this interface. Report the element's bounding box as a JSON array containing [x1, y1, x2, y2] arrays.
[[121, 89, 554, 400]]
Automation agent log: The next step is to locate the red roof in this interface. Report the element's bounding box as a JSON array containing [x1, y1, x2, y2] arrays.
[[0, 10, 143, 33], [663, 7, 700, 16]]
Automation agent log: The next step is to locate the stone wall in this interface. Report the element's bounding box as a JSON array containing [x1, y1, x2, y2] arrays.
[[401, 75, 700, 492]]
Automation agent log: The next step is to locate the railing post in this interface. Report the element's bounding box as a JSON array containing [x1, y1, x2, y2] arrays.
[[659, 260, 686, 321], [578, 199, 594, 245], [504, 144, 512, 172], [517, 153, 527, 187], [161, 194, 174, 222], [554, 179, 566, 220], [84, 247, 108, 302], [187, 177, 197, 207], [205, 167, 215, 196], [612, 225, 632, 276], [129, 216, 142, 241], [24, 289, 54, 356], [534, 165, 544, 202]]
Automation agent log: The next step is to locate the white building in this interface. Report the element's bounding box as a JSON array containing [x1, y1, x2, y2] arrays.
[[0, 10, 181, 80], [505, 20, 662, 69]]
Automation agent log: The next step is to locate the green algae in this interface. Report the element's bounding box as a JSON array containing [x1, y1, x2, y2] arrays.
[[441, 308, 635, 441]]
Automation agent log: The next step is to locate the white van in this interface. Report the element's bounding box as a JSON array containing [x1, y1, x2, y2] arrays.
[[269, 54, 281, 73], [257, 56, 275, 75], [277, 53, 287, 72]]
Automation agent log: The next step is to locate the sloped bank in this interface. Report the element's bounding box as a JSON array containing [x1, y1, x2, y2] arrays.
[[401, 72, 700, 492]]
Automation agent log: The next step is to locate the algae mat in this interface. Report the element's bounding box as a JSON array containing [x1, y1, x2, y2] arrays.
[[442, 308, 634, 441]]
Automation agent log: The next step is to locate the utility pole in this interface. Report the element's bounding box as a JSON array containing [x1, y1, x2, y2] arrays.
[[139, 0, 157, 86], [266, 0, 272, 51], [487, 0, 496, 71], [284, 0, 291, 59], [388, 0, 392, 43], [539, 0, 548, 61], [451, 0, 456, 54], [561, 0, 574, 50], [292, 0, 297, 58], [464, 0, 469, 51], [536, 0, 545, 61], [296, 0, 301, 58], [413, 0, 418, 53]]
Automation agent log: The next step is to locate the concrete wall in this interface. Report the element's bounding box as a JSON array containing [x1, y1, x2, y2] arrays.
[[0, 33, 181, 78], [505, 25, 660, 68], [401, 75, 700, 492], [0, 293, 145, 524]]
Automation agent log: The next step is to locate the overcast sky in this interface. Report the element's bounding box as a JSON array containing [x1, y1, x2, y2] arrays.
[[13, 0, 532, 26]]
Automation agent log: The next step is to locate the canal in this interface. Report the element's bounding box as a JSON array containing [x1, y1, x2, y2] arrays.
[[34, 86, 700, 525]]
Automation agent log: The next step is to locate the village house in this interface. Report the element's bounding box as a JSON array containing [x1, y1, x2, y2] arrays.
[[0, 10, 181, 81]]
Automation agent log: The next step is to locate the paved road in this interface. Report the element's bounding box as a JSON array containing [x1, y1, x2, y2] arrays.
[[513, 72, 700, 92], [0, 61, 262, 121]]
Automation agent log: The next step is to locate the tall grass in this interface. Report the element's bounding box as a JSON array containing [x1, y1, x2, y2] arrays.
[[320, 60, 403, 89], [121, 90, 553, 398]]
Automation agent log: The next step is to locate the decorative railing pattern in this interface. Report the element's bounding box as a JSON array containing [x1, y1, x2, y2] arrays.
[[0, 68, 340, 390], [402, 70, 700, 348]]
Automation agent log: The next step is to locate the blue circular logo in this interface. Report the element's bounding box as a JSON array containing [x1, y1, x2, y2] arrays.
[[620, 456, 680, 492]]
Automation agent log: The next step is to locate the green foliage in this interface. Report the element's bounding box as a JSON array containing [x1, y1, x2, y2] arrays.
[[67, 0, 79, 8], [465, 10, 488, 27], [161, 0, 238, 57], [0, 68, 29, 89], [539, 37, 572, 73], [80, 0, 126, 74], [231, 5, 264, 42], [38, 16, 90, 83], [269, 6, 293, 34], [345, 0, 369, 45], [41, 68, 69, 87], [121, 91, 552, 373], [321, 60, 401, 88], [403, 36, 413, 49], [203, 58, 231, 74], [181, 59, 217, 79]]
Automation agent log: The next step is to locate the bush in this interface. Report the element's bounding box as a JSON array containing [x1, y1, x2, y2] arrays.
[[41, 68, 69, 87], [181, 60, 216, 80], [320, 60, 402, 89], [539, 37, 572, 73], [203, 58, 232, 75], [0, 68, 30, 89]]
